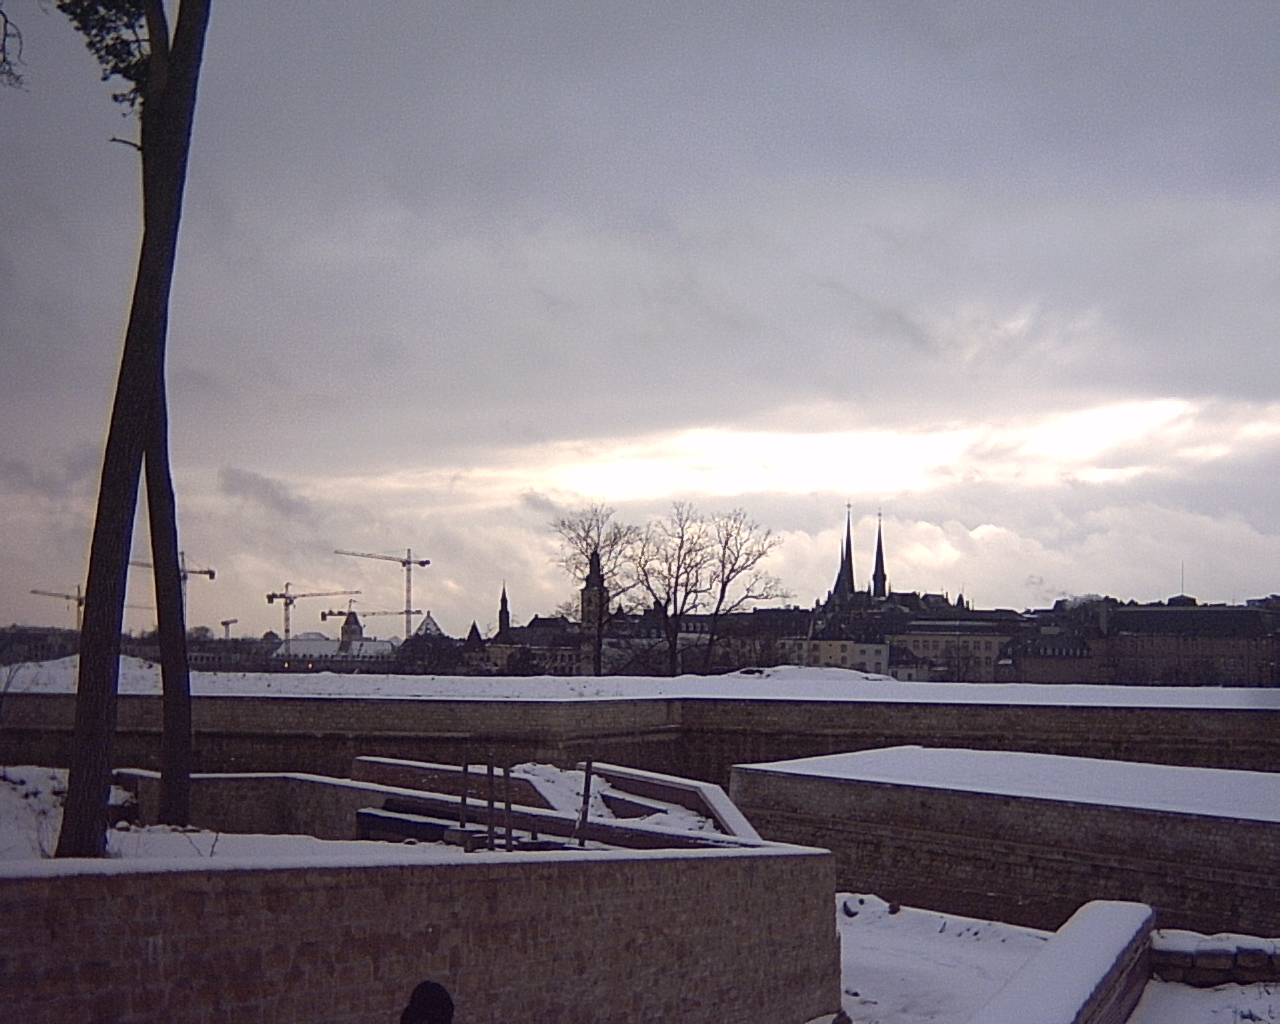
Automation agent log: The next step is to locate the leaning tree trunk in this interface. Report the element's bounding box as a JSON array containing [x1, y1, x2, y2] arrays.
[[147, 390, 192, 826], [56, 0, 211, 858]]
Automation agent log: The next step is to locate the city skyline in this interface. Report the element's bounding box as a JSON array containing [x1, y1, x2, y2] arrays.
[[4, 3, 1279, 637]]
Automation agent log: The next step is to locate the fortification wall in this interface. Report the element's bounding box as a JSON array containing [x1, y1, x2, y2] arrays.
[[3, 691, 1276, 784], [0, 847, 838, 1024], [728, 765, 1280, 936]]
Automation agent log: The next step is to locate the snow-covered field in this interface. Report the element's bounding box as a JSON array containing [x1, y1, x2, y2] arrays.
[[3, 764, 1277, 1022], [7, 655, 1280, 708]]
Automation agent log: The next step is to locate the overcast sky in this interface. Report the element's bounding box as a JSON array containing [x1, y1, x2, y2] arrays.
[[3, 1, 1279, 639]]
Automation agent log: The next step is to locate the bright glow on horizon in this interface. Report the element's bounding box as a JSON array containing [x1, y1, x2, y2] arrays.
[[320, 398, 1280, 507]]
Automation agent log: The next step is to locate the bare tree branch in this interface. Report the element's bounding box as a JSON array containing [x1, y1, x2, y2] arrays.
[[0, 7, 26, 89], [632, 502, 714, 675], [702, 508, 789, 671], [552, 502, 641, 600]]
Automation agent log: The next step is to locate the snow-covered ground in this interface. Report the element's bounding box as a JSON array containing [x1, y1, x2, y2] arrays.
[[835, 893, 1049, 1022], [1127, 979, 1280, 1023], [7, 655, 1280, 708], [4, 764, 1276, 1022], [511, 762, 719, 832], [834, 894, 1280, 1024], [0, 765, 468, 864], [0, 762, 716, 864], [753, 745, 1280, 824]]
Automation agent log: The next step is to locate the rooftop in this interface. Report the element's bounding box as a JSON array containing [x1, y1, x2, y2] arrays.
[[748, 745, 1280, 824]]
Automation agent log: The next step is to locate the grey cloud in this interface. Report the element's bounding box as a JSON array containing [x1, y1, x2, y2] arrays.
[[6, 1, 1280, 629], [218, 467, 316, 523], [0, 449, 97, 500], [519, 491, 562, 519]]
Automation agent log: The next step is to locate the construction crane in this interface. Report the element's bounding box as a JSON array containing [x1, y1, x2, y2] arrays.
[[265, 583, 360, 662], [129, 551, 216, 620], [320, 608, 420, 624], [30, 587, 153, 631], [30, 587, 84, 631], [334, 548, 430, 638], [129, 551, 216, 585], [220, 618, 238, 640]]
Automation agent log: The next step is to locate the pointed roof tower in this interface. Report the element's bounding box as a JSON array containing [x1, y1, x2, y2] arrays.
[[498, 583, 511, 635], [872, 512, 887, 600], [830, 505, 856, 601], [585, 549, 604, 589]]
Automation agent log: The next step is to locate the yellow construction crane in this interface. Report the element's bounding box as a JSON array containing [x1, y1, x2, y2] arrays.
[[334, 548, 430, 638], [265, 583, 360, 663]]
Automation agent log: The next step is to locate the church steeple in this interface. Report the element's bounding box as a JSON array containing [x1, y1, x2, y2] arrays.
[[872, 512, 887, 600], [580, 549, 607, 632], [831, 505, 856, 600], [498, 583, 511, 635]]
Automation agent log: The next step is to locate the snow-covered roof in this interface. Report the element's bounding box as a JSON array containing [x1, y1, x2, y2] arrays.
[[744, 745, 1280, 824], [268, 639, 396, 660]]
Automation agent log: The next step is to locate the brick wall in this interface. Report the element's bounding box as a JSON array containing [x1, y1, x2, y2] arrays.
[[3, 691, 1276, 785], [728, 766, 1280, 935], [0, 846, 838, 1024]]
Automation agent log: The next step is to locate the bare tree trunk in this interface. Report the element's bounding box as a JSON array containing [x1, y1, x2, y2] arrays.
[[56, 0, 211, 857], [147, 390, 191, 825], [663, 610, 681, 676]]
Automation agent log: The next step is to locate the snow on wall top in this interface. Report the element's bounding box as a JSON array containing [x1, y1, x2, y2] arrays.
[[746, 745, 1280, 823], [6, 656, 1280, 710], [969, 900, 1154, 1024]]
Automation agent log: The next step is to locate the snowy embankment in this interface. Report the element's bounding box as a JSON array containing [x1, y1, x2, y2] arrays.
[[7, 655, 1280, 708]]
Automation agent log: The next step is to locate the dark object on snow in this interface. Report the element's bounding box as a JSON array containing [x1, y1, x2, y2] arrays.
[[400, 981, 454, 1024]]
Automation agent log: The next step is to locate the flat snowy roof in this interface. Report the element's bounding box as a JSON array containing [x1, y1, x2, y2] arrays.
[[745, 745, 1280, 824]]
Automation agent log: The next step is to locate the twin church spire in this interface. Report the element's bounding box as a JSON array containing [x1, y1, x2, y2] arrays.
[[829, 506, 888, 605]]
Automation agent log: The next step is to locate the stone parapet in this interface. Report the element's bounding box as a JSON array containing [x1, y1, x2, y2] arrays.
[[0, 844, 839, 1024], [1150, 929, 1280, 986]]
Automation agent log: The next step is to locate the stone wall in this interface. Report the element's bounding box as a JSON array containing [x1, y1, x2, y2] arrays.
[[0, 846, 838, 1024], [3, 691, 1276, 785], [728, 765, 1280, 935], [1149, 930, 1280, 986]]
